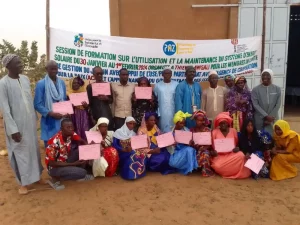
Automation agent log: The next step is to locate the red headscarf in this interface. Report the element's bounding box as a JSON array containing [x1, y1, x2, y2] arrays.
[[214, 112, 233, 128]]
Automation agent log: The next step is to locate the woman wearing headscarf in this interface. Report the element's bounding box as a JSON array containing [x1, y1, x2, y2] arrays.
[[112, 117, 147, 180], [132, 77, 158, 131], [239, 119, 272, 179], [137, 112, 175, 175], [211, 112, 251, 179], [90, 117, 119, 177], [270, 120, 300, 181], [225, 76, 253, 132], [168, 111, 198, 175], [224, 75, 235, 92], [251, 69, 281, 134], [67, 76, 90, 141], [190, 110, 215, 177]]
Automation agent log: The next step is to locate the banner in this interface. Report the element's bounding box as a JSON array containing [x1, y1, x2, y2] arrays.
[[50, 28, 262, 83]]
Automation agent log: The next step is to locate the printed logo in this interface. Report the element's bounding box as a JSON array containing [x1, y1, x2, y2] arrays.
[[74, 34, 84, 47], [231, 38, 239, 46], [163, 41, 177, 56]]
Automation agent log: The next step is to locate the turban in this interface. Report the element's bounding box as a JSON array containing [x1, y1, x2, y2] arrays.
[[173, 111, 192, 124], [261, 69, 274, 83], [234, 75, 247, 84], [191, 110, 210, 126], [145, 112, 158, 121], [90, 117, 110, 131], [225, 75, 235, 80], [2, 54, 18, 67], [214, 112, 233, 128]]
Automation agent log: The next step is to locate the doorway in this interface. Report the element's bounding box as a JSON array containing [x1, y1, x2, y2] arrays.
[[285, 5, 300, 115]]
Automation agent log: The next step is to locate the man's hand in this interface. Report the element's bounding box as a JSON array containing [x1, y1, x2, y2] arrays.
[[11, 132, 22, 142], [132, 93, 137, 102], [48, 112, 63, 120], [265, 115, 275, 123]]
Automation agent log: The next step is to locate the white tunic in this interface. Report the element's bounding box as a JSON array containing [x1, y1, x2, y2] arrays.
[[0, 75, 43, 186]]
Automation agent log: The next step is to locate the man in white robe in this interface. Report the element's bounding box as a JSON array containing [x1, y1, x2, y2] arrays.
[[0, 54, 44, 195]]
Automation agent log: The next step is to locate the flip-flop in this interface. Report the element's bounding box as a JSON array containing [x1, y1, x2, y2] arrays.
[[0, 149, 8, 156], [18, 188, 29, 195], [46, 180, 65, 190], [77, 174, 95, 182]]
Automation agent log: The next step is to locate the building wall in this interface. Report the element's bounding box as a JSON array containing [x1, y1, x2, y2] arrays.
[[110, 0, 239, 40], [109, 0, 240, 88]]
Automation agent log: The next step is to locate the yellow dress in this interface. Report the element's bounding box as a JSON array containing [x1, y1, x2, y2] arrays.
[[270, 121, 300, 181]]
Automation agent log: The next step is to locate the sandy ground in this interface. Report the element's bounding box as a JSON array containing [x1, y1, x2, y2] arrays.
[[1, 117, 300, 225]]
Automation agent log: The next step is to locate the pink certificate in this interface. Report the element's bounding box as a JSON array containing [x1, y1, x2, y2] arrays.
[[85, 131, 103, 144], [244, 153, 265, 174], [69, 92, 89, 106], [79, 144, 101, 160], [52, 101, 74, 115], [193, 132, 212, 145], [214, 138, 235, 153], [175, 130, 193, 145], [156, 132, 175, 148], [131, 134, 148, 149], [135, 87, 152, 100], [92, 83, 111, 96]]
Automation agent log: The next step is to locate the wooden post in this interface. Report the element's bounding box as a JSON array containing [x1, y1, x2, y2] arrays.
[[261, 0, 267, 72], [46, 0, 50, 60]]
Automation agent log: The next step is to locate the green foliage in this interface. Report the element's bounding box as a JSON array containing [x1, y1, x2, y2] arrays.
[[0, 39, 46, 81]]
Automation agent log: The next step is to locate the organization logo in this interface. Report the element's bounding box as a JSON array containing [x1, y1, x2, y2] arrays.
[[163, 41, 177, 56], [231, 38, 239, 46], [74, 33, 84, 47]]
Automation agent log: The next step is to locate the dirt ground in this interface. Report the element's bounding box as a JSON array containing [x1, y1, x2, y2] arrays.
[[1, 117, 300, 225]]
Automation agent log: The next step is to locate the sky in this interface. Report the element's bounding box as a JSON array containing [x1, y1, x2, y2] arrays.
[[0, 0, 110, 56]]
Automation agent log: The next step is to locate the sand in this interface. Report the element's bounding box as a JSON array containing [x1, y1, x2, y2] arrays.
[[0, 117, 300, 225]]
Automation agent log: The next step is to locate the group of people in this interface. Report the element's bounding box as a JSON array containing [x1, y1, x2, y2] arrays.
[[0, 54, 300, 195]]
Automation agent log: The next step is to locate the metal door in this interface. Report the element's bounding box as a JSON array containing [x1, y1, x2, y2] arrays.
[[238, 0, 290, 118]]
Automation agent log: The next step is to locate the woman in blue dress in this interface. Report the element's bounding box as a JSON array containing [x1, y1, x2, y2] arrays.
[[112, 117, 147, 180], [137, 112, 176, 175], [168, 111, 198, 175]]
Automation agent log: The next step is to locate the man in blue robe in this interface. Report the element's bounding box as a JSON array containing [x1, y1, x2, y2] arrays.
[[34, 60, 67, 147], [154, 68, 178, 133], [175, 66, 202, 128]]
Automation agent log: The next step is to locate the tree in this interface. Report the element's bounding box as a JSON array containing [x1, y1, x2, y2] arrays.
[[0, 39, 46, 80]]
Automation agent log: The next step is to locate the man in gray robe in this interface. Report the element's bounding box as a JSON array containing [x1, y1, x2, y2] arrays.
[[0, 54, 44, 195], [251, 69, 281, 134]]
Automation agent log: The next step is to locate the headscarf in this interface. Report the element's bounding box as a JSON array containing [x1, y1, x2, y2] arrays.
[[67, 76, 85, 96], [261, 69, 274, 83], [225, 74, 235, 81], [113, 117, 136, 140], [191, 110, 210, 126], [137, 76, 150, 87], [234, 76, 246, 84], [90, 117, 110, 131], [1, 54, 18, 67], [273, 120, 300, 143], [214, 112, 233, 128], [208, 70, 218, 77], [173, 111, 192, 124], [145, 112, 158, 121]]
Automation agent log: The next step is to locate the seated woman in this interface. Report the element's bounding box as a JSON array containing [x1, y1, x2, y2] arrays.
[[90, 117, 119, 177], [239, 119, 272, 179], [67, 76, 91, 141], [190, 110, 215, 177], [137, 112, 175, 175], [211, 112, 251, 179], [168, 111, 198, 175], [112, 117, 147, 180], [270, 120, 300, 181]]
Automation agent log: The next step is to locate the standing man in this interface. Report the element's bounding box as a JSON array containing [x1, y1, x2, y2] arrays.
[[201, 70, 226, 127], [34, 60, 67, 147], [175, 66, 202, 128], [154, 68, 178, 132], [111, 68, 135, 130], [252, 69, 281, 134], [87, 66, 113, 130], [0, 54, 43, 195]]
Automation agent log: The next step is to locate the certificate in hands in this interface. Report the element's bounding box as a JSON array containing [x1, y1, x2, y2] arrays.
[[52, 101, 74, 115], [193, 132, 212, 145], [214, 138, 235, 153], [156, 132, 175, 148], [92, 83, 111, 96], [175, 130, 193, 145]]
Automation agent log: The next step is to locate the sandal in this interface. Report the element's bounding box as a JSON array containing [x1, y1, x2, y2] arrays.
[[46, 180, 65, 190], [18, 187, 29, 195], [77, 174, 95, 182]]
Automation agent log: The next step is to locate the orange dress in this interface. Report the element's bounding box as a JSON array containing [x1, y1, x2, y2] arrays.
[[211, 128, 251, 179]]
